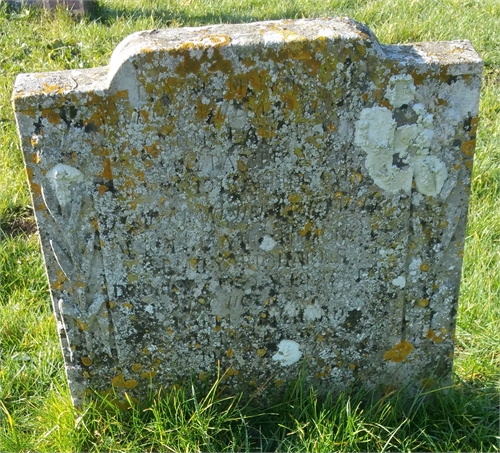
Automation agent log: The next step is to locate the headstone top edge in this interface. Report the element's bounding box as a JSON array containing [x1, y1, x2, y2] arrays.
[[106, 17, 380, 82], [11, 17, 483, 108], [382, 40, 483, 70], [11, 66, 109, 108]]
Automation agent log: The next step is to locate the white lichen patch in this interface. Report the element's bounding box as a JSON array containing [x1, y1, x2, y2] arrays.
[[260, 235, 277, 252], [391, 275, 406, 288], [355, 75, 448, 197], [272, 340, 302, 366], [385, 74, 416, 108], [45, 164, 84, 208], [412, 156, 448, 197], [303, 303, 323, 321], [263, 31, 284, 45]]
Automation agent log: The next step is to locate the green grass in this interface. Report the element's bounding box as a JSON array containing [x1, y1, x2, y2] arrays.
[[1, 0, 499, 451]]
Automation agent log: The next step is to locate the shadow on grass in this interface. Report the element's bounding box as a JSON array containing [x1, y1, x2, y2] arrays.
[[0, 206, 36, 238], [79, 371, 500, 452], [88, 0, 351, 28]]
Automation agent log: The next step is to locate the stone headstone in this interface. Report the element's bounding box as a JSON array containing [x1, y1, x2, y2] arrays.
[[12, 18, 482, 407], [4, 0, 93, 14]]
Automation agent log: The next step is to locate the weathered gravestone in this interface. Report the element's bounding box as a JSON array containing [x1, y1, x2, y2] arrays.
[[3, 0, 93, 14], [12, 18, 482, 407]]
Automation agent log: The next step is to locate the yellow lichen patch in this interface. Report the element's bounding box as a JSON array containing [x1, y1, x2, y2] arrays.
[[140, 370, 157, 380], [426, 329, 443, 344], [42, 83, 67, 94], [378, 99, 392, 110], [420, 263, 430, 272], [195, 99, 213, 121], [418, 299, 429, 308], [420, 377, 435, 389], [316, 334, 324, 342], [256, 125, 276, 138], [111, 373, 126, 388], [207, 34, 231, 47], [81, 356, 93, 367], [97, 184, 108, 195], [226, 349, 234, 358], [350, 172, 363, 184], [214, 325, 222, 332], [83, 371, 90, 379], [349, 363, 356, 371], [304, 58, 321, 76], [280, 91, 299, 110], [469, 116, 479, 137], [313, 228, 324, 237], [212, 107, 226, 129], [91, 146, 110, 157], [91, 218, 99, 231], [131, 363, 143, 372], [288, 193, 301, 203], [461, 140, 476, 157], [274, 379, 284, 387], [226, 367, 239, 376], [299, 220, 312, 236], [189, 257, 198, 269], [225, 75, 248, 101], [199, 372, 209, 381], [237, 160, 248, 172], [30, 153, 41, 164], [124, 379, 138, 389], [175, 52, 202, 76], [383, 340, 414, 362], [144, 143, 161, 158], [158, 123, 175, 136], [123, 302, 133, 310], [247, 68, 268, 91], [99, 157, 113, 180], [75, 319, 88, 331], [51, 269, 67, 291], [256, 348, 267, 357]]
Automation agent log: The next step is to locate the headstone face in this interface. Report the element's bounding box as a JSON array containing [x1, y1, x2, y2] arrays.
[[12, 18, 482, 407]]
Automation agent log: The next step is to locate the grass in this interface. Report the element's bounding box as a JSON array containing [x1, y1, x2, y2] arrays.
[[0, 0, 499, 451]]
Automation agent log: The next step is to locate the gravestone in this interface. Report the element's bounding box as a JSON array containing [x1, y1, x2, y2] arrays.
[[3, 0, 93, 14], [12, 18, 482, 407]]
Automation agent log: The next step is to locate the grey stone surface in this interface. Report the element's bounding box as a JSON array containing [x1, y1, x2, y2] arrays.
[[3, 0, 93, 14], [12, 18, 482, 407]]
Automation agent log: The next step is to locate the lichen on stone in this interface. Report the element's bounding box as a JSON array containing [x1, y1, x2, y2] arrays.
[[12, 18, 482, 407]]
